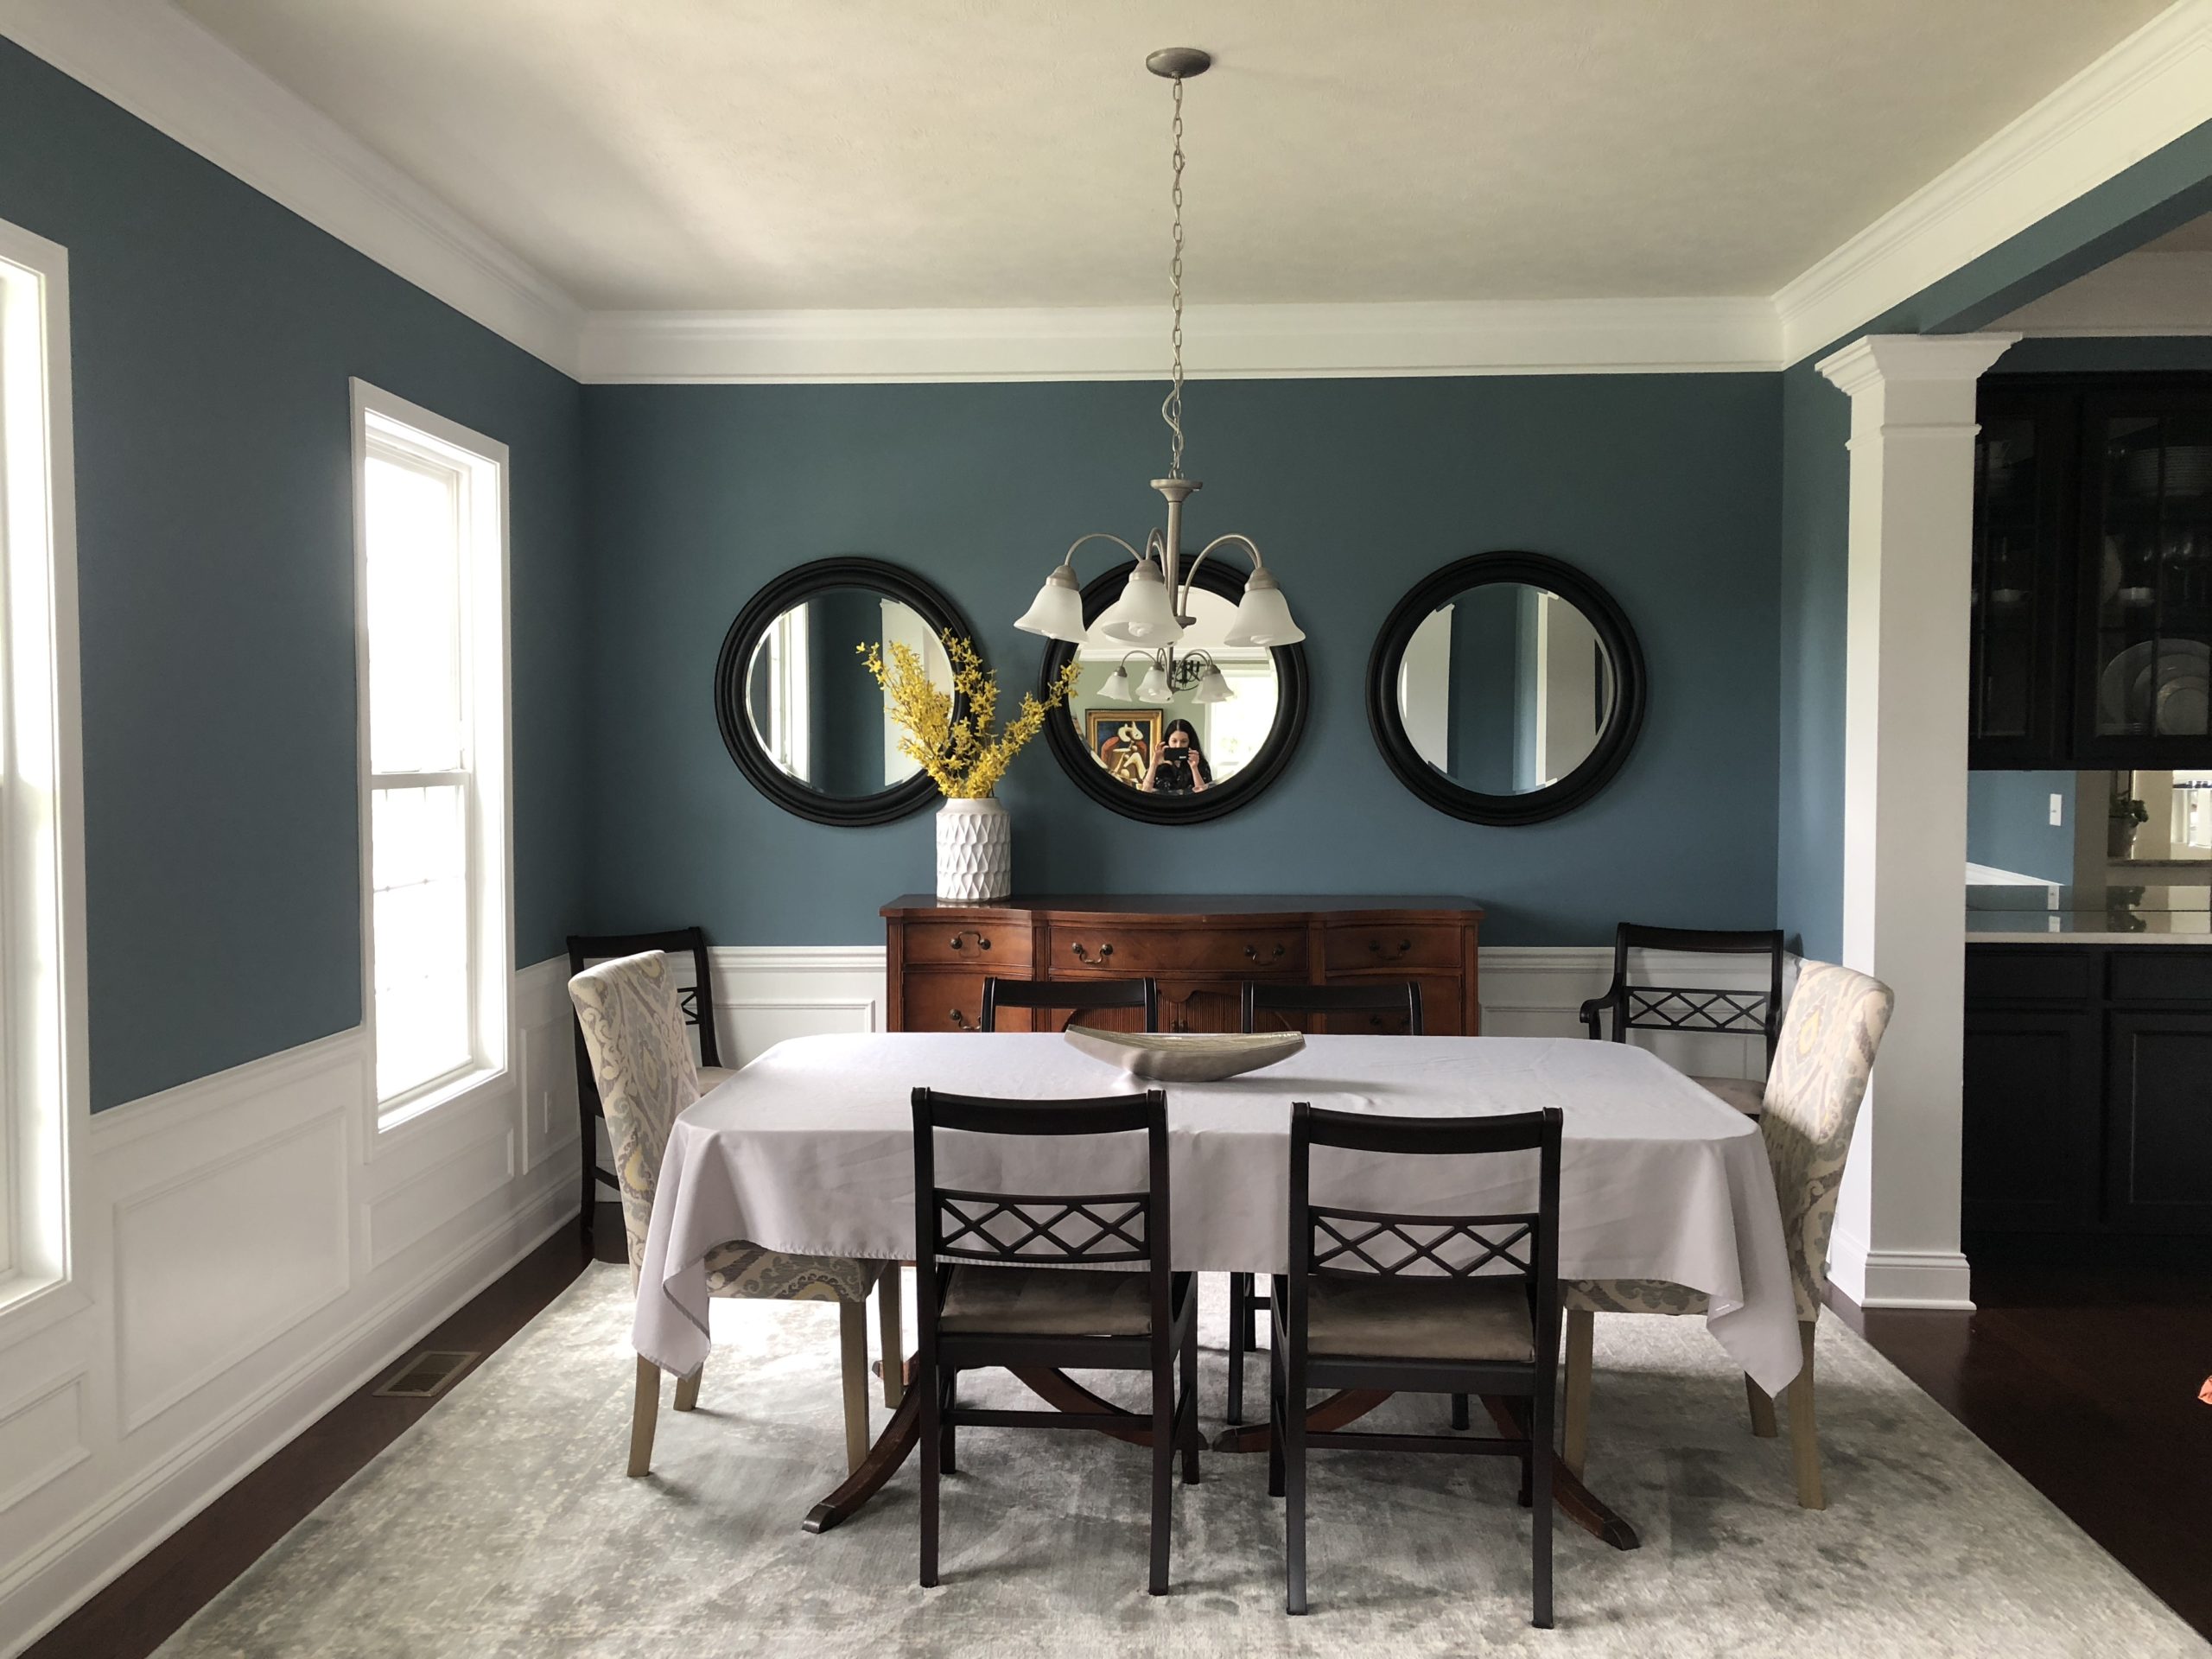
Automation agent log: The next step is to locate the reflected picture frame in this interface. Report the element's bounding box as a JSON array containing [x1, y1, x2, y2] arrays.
[[1084, 709, 1163, 789]]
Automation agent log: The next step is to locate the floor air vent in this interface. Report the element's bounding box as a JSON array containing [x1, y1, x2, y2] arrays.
[[373, 1350, 479, 1400]]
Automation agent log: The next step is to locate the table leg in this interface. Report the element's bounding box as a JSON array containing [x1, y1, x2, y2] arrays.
[[1211, 1389, 1642, 1552], [804, 1358, 922, 1534]]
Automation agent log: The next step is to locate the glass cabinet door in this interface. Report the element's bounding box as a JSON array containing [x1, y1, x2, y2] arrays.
[[2080, 394, 2212, 766], [1968, 389, 2071, 767]]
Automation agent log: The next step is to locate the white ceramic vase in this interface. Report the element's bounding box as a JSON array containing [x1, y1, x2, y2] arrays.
[[937, 796, 1012, 903]]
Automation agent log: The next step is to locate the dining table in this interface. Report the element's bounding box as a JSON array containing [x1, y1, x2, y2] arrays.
[[631, 1031, 1802, 1548]]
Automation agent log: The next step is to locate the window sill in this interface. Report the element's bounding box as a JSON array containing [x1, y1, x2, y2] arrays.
[[374, 1061, 512, 1146], [0, 1268, 90, 1352]]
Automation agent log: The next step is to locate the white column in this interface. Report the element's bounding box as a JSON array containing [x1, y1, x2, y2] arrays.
[[1815, 332, 2018, 1311]]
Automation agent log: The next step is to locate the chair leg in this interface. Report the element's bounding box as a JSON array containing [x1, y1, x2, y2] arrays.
[[1451, 1392, 1470, 1430], [1226, 1273, 1247, 1425], [1788, 1319, 1824, 1510], [627, 1354, 660, 1478], [839, 1300, 870, 1475], [579, 1106, 598, 1247], [1150, 1337, 1174, 1596], [940, 1371, 958, 1474], [1266, 1338, 1286, 1499], [1561, 1306, 1594, 1478], [673, 1360, 703, 1412], [1745, 1373, 1778, 1438], [1180, 1297, 1202, 1486], [1530, 1387, 1554, 1630], [1285, 1351, 1308, 1616], [878, 1268, 905, 1408], [918, 1351, 941, 1587]]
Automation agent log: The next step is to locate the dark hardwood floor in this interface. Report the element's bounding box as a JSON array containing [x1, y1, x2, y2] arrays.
[[26, 1212, 621, 1659], [1838, 1243, 2212, 1643], [28, 1217, 2211, 1653]]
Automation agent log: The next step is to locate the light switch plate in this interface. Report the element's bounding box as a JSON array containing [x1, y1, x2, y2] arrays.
[[2050, 793, 2064, 826]]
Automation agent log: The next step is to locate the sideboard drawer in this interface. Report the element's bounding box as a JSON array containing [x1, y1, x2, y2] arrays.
[[901, 920, 1032, 971], [1047, 924, 1308, 976], [900, 974, 994, 1033], [1313, 976, 1466, 1036], [1321, 923, 1464, 975]]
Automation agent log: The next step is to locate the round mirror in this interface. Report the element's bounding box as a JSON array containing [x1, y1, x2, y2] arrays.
[[1038, 559, 1309, 823], [715, 558, 976, 826], [1368, 552, 1645, 824]]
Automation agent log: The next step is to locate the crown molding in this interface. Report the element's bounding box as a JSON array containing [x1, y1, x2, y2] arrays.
[[1773, 0, 2212, 366], [0, 0, 584, 375], [576, 297, 1783, 384], [1993, 248, 2212, 335]]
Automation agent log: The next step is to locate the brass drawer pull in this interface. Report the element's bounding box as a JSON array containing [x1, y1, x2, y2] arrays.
[[950, 1008, 973, 1030], [1071, 942, 1115, 963], [1244, 943, 1287, 963], [1368, 938, 1413, 959], [947, 930, 992, 952]]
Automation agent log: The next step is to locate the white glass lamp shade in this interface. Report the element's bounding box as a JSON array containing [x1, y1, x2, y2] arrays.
[[1014, 563, 1087, 642], [1093, 558, 1185, 645], [1101, 663, 1134, 700], [1221, 566, 1303, 647], [1136, 660, 1174, 703], [1191, 662, 1233, 703]]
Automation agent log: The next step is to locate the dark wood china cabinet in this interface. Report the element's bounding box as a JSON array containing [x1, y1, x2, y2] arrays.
[[1971, 377, 2212, 770]]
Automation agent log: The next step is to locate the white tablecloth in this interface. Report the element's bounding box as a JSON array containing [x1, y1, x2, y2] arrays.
[[632, 1033, 1804, 1395]]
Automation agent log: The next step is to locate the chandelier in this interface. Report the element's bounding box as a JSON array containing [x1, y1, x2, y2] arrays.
[[1014, 47, 1302, 662]]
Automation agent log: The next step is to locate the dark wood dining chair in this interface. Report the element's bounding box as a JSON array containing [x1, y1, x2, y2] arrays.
[[1271, 1102, 1563, 1624], [1226, 981, 1425, 1425], [979, 976, 1160, 1033], [568, 927, 728, 1245], [912, 1086, 1200, 1595], [1578, 923, 1785, 1116]]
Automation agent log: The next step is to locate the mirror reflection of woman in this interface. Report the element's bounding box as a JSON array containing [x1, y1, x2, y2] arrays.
[[1143, 718, 1211, 793]]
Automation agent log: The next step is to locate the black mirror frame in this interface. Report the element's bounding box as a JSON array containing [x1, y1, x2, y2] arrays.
[[1366, 550, 1647, 826], [714, 556, 976, 828], [1036, 557, 1310, 825]]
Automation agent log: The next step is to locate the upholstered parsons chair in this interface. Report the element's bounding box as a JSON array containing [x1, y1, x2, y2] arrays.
[[569, 950, 899, 1478], [1560, 959, 1895, 1509]]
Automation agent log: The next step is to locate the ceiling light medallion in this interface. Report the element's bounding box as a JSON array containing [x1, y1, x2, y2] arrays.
[[1014, 48, 1303, 665]]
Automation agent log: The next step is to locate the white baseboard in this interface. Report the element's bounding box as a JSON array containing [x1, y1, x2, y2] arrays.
[[0, 958, 582, 1657], [1826, 1229, 1976, 1312]]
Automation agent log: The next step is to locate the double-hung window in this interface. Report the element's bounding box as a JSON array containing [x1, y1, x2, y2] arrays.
[[351, 382, 510, 1128], [0, 216, 85, 1311]]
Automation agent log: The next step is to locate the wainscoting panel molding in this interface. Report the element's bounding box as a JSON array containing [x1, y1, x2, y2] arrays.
[[0, 958, 580, 1658]]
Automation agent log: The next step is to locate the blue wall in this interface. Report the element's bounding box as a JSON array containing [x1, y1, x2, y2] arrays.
[[1967, 770, 2075, 884], [582, 374, 1784, 945], [1771, 118, 2212, 959], [0, 41, 590, 1108]]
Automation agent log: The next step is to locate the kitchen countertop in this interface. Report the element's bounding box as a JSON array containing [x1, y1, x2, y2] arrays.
[[1967, 882, 2212, 942]]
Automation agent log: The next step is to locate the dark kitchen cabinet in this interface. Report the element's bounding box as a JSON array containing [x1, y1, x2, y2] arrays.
[[1963, 943, 2212, 1235], [1969, 377, 2212, 771]]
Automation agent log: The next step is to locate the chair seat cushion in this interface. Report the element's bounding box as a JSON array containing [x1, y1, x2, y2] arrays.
[[1305, 1274, 1535, 1363], [1692, 1074, 1764, 1116], [938, 1264, 1154, 1337], [696, 1065, 736, 1097], [704, 1240, 879, 1303]]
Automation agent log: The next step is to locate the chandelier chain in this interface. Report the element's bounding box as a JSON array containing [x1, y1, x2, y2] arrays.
[[1161, 73, 1186, 480]]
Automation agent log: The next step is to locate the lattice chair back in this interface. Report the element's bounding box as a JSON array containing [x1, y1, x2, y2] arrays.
[[1289, 1104, 1562, 1339], [910, 1088, 1174, 1351], [1587, 924, 1787, 1069], [569, 951, 700, 1282], [1758, 959, 1895, 1321]]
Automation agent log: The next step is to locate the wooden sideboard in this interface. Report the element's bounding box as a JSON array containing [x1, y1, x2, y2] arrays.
[[882, 894, 1484, 1036]]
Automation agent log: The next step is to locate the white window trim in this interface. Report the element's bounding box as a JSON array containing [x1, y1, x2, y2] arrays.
[[349, 379, 512, 1141], [0, 216, 90, 1336]]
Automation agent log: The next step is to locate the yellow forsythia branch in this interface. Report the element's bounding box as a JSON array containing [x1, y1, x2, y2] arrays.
[[858, 632, 1082, 799]]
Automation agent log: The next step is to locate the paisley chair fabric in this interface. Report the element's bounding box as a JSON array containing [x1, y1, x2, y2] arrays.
[[1560, 960, 1895, 1510], [569, 950, 890, 1478]]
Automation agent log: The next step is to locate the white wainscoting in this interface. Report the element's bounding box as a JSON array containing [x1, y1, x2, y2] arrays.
[[0, 957, 580, 1657], [700, 943, 1770, 1082]]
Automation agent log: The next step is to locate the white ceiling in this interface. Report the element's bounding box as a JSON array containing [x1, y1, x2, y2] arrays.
[[173, 0, 2171, 314]]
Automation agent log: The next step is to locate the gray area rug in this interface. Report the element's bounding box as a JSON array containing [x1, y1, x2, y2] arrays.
[[158, 1263, 2204, 1658]]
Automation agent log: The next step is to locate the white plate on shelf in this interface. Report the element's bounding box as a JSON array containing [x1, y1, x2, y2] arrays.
[[2100, 639, 2212, 732], [1063, 1026, 1305, 1082]]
